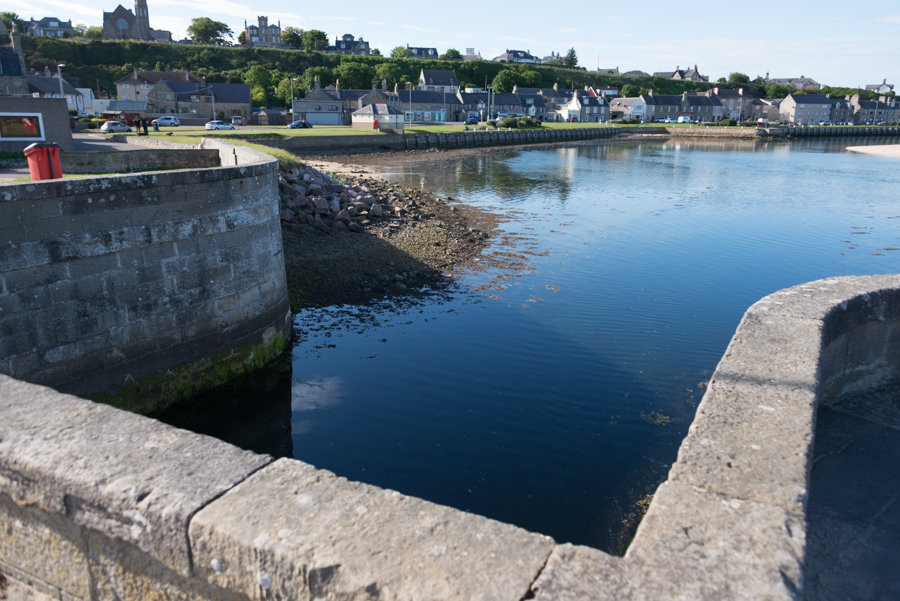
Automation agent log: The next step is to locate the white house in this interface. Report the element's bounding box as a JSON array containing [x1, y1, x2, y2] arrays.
[[352, 103, 404, 133]]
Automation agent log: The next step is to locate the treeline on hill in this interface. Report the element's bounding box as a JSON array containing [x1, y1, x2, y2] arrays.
[[21, 37, 715, 108]]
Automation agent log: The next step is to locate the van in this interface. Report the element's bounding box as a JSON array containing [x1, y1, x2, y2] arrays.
[[231, 116, 243, 126], [677, 116, 693, 124]]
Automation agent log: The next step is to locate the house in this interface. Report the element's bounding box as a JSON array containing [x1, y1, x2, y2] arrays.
[[827, 97, 852, 124], [397, 89, 462, 122], [457, 91, 490, 121], [653, 65, 709, 82], [102, 0, 170, 41], [865, 79, 894, 95], [26, 68, 85, 112], [542, 52, 563, 65], [352, 103, 404, 132], [518, 95, 546, 119], [763, 74, 821, 90], [145, 81, 252, 120], [682, 93, 722, 122], [28, 17, 74, 38], [419, 69, 458, 93], [587, 86, 619, 98], [623, 70, 650, 76], [406, 45, 438, 59], [116, 69, 200, 102], [708, 87, 750, 120], [597, 68, 619, 75], [243, 17, 280, 48], [327, 34, 370, 56], [463, 48, 482, 61], [557, 94, 609, 122], [493, 49, 541, 64], [609, 97, 646, 121], [292, 77, 343, 125], [746, 98, 780, 122], [778, 93, 832, 125], [847, 94, 899, 124], [639, 91, 721, 122]]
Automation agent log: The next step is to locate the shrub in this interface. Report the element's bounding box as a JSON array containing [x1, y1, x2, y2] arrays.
[[497, 117, 518, 128], [739, 120, 758, 127], [719, 118, 737, 126], [486, 120, 497, 128]]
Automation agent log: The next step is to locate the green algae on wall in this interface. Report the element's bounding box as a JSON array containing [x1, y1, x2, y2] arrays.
[[91, 327, 287, 415]]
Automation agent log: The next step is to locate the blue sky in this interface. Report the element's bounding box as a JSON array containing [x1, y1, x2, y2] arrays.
[[10, 0, 899, 88]]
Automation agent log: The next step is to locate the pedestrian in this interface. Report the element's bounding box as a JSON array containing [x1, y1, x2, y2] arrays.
[[142, 118, 149, 136]]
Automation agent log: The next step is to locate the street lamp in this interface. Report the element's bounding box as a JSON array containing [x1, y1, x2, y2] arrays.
[[57, 64, 66, 103], [291, 78, 297, 120]]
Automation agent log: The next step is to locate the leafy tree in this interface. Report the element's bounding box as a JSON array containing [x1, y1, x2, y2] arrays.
[[620, 84, 640, 97], [716, 77, 727, 84], [520, 70, 542, 87], [237, 31, 247, 45], [275, 76, 302, 105], [85, 26, 103, 39], [440, 48, 462, 60], [375, 63, 406, 90], [187, 18, 233, 46], [298, 66, 334, 93], [72, 23, 88, 37], [491, 70, 519, 93], [336, 61, 375, 89], [243, 66, 273, 99], [563, 48, 578, 68], [391, 46, 412, 59], [727, 72, 750, 86], [764, 83, 794, 99], [0, 12, 26, 33], [251, 85, 267, 107], [370, 48, 382, 56], [301, 29, 328, 51], [281, 27, 303, 47]]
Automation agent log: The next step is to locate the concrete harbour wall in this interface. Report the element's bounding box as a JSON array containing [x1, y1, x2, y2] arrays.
[[60, 149, 220, 174], [0, 139, 291, 413], [2, 274, 899, 599]]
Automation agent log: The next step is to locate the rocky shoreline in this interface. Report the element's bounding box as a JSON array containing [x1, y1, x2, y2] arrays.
[[278, 159, 500, 308]]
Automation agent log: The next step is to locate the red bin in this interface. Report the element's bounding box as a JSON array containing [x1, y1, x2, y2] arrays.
[[23, 143, 63, 181]]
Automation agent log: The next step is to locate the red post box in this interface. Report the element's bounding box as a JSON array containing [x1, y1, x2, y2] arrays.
[[23, 143, 63, 181]]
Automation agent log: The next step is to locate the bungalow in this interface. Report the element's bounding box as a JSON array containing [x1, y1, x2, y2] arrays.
[[865, 79, 894, 95], [352, 103, 404, 132], [493, 49, 541, 64], [419, 69, 458, 94], [407, 45, 438, 59]]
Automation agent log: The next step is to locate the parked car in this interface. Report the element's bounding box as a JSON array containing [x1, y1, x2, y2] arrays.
[[231, 116, 243, 126], [819, 120, 832, 126], [677, 116, 693, 124], [465, 116, 479, 125], [205, 120, 235, 130], [152, 116, 180, 127], [100, 120, 132, 133], [663, 117, 676, 123], [287, 120, 312, 129]]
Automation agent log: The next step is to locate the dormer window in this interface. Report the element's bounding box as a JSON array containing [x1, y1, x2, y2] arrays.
[[50, 21, 58, 27]]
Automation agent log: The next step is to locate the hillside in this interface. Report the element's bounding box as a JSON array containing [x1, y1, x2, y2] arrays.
[[19, 37, 713, 105]]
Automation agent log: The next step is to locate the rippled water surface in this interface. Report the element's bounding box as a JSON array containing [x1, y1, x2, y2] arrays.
[[160, 137, 900, 553]]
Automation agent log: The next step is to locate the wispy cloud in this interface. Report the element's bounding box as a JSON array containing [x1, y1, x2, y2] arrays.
[[32, 0, 97, 18], [403, 24, 435, 33], [877, 14, 900, 23], [368, 21, 387, 26], [558, 28, 583, 33]]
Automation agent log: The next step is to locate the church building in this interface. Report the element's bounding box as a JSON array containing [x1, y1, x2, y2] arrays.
[[102, 0, 171, 41]]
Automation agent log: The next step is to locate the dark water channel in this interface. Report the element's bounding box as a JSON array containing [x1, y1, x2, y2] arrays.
[[159, 137, 900, 554]]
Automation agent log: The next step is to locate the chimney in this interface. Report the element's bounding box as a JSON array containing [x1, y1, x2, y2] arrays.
[[314, 76, 321, 90], [649, 89, 654, 96], [185, 70, 190, 81], [394, 83, 398, 94], [335, 79, 340, 96], [372, 79, 377, 90]]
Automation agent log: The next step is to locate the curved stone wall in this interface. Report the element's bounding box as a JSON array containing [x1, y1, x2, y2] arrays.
[[2, 274, 899, 599], [0, 141, 291, 412]]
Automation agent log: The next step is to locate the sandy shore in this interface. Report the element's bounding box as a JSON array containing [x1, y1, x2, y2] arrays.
[[846, 144, 900, 156]]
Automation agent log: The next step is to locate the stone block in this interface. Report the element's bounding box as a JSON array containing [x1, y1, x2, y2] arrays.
[[530, 544, 630, 601], [625, 481, 804, 600], [0, 376, 273, 576], [189, 457, 554, 601]]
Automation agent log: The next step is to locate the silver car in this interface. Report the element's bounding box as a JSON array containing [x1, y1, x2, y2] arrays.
[[100, 121, 132, 133]]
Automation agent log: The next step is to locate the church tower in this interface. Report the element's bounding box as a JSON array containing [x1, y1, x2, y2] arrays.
[[134, 0, 150, 40]]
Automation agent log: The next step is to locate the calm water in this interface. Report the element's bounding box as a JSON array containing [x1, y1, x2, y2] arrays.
[[159, 137, 900, 553]]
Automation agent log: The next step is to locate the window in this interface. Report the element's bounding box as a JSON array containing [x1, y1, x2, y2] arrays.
[[192, 96, 200, 102], [117, 18, 128, 29], [124, 94, 130, 99], [141, 84, 150, 89], [166, 94, 173, 100], [50, 21, 58, 27], [122, 84, 130, 89], [315, 105, 321, 110]]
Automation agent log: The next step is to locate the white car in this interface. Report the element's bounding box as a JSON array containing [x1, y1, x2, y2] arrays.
[[205, 120, 235, 130], [152, 116, 180, 127], [100, 120, 132, 133]]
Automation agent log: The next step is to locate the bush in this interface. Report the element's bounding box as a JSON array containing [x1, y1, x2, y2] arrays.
[[516, 116, 539, 128], [739, 120, 758, 127], [719, 118, 737, 126], [497, 117, 518, 128], [0, 151, 25, 160], [486, 120, 497, 128]]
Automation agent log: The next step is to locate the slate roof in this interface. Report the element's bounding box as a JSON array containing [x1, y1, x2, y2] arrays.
[[115, 70, 201, 85], [493, 49, 540, 62], [642, 94, 682, 106], [712, 88, 744, 98], [785, 93, 831, 104], [517, 94, 545, 108], [26, 75, 81, 96], [400, 90, 461, 105], [624, 70, 649, 76], [407, 45, 437, 58], [865, 80, 894, 91], [684, 96, 720, 107], [611, 98, 640, 107], [512, 87, 542, 95], [108, 100, 148, 111], [354, 103, 403, 115], [161, 81, 251, 103], [421, 69, 458, 87], [29, 17, 71, 31]]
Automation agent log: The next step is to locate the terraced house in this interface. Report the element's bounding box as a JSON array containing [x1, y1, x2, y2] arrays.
[[779, 93, 834, 125], [639, 91, 722, 122], [116, 69, 200, 102], [557, 93, 609, 123]]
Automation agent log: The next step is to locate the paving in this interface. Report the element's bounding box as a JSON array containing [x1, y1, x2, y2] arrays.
[[804, 386, 900, 601]]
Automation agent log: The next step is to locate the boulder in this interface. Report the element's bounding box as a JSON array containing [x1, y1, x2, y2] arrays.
[[334, 209, 351, 224], [279, 209, 294, 222], [369, 203, 383, 217], [328, 199, 341, 214], [348, 222, 364, 233]]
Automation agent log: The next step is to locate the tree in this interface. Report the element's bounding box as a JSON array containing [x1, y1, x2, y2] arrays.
[[620, 84, 640, 97], [727, 72, 750, 86], [243, 65, 273, 90], [297, 66, 334, 93], [336, 62, 375, 90], [764, 83, 794, 99], [281, 26, 303, 47], [563, 48, 578, 68], [187, 17, 233, 45], [85, 25, 103, 39], [391, 46, 413, 59], [716, 77, 727, 84], [72, 23, 88, 37], [520, 70, 542, 87], [371, 48, 382, 56], [301, 29, 328, 51], [275, 76, 301, 105], [440, 48, 462, 60], [491, 70, 520, 93], [237, 31, 247, 45], [251, 86, 267, 108], [0, 12, 26, 33], [375, 63, 406, 90]]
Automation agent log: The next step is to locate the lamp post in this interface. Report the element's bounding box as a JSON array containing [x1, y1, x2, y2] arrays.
[[407, 81, 412, 123], [57, 63, 66, 104], [291, 77, 297, 120]]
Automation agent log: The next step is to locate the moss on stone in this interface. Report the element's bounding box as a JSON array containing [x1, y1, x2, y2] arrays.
[[91, 331, 287, 415]]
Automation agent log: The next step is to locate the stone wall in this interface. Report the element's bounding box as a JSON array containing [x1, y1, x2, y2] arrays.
[[2, 274, 898, 599], [60, 149, 220, 174], [0, 138, 291, 413]]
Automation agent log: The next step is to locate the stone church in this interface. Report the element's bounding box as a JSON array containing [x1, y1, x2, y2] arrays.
[[102, 0, 171, 42]]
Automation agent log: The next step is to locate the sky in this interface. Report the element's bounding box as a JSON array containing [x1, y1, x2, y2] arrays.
[[7, 0, 899, 88]]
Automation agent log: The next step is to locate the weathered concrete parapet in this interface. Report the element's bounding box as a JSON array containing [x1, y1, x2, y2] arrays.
[[0, 138, 290, 413], [3, 274, 900, 599]]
